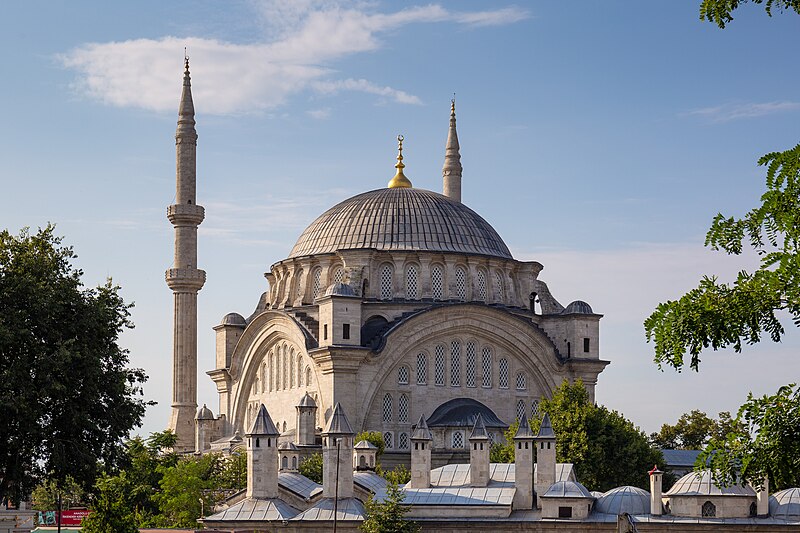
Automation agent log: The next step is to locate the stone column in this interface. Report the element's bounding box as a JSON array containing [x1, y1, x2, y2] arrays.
[[649, 466, 663, 515]]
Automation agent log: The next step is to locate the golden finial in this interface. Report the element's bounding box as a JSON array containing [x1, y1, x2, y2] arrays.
[[388, 134, 412, 188], [451, 94, 456, 115]]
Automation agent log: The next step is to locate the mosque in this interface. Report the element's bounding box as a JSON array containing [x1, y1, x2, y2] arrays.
[[165, 61, 800, 531]]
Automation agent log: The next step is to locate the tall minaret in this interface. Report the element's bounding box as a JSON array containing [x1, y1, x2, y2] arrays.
[[442, 99, 463, 202], [166, 56, 206, 452]]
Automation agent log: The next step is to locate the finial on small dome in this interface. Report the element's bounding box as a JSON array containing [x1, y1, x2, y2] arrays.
[[388, 134, 413, 188]]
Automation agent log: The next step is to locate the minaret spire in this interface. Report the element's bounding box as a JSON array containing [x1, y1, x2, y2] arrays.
[[442, 98, 463, 202], [166, 55, 206, 452], [387, 134, 413, 188]]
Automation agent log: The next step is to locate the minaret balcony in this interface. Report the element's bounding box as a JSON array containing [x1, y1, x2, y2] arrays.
[[167, 203, 205, 225], [165, 268, 206, 291]]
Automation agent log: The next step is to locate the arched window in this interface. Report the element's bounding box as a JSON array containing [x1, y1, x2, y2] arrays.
[[516, 399, 526, 422], [481, 346, 492, 388], [531, 399, 540, 417], [261, 362, 267, 393], [359, 455, 366, 468], [282, 421, 287, 432], [283, 347, 289, 389], [398, 394, 409, 422], [406, 264, 419, 300], [398, 432, 409, 450], [312, 267, 322, 300], [382, 393, 393, 422], [452, 431, 464, 449], [383, 432, 393, 450], [516, 372, 527, 391], [499, 358, 509, 389], [494, 270, 504, 301], [295, 269, 304, 300], [417, 353, 427, 385], [450, 340, 461, 387], [434, 345, 445, 386], [466, 341, 477, 388], [701, 501, 716, 518], [332, 265, 345, 285], [282, 456, 288, 469], [749, 502, 757, 517], [296, 354, 303, 387], [269, 351, 274, 391], [289, 349, 295, 388], [397, 366, 409, 385], [306, 366, 312, 386], [476, 269, 487, 302], [431, 264, 444, 300], [379, 264, 393, 300], [278, 346, 284, 390], [292, 456, 298, 469], [455, 266, 467, 300]]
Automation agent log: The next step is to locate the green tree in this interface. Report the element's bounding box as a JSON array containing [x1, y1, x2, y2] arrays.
[[489, 420, 519, 463], [380, 464, 411, 485], [700, 0, 800, 28], [154, 453, 221, 527], [361, 481, 420, 533], [355, 431, 386, 457], [299, 452, 323, 484], [31, 476, 86, 511], [0, 226, 151, 504], [81, 474, 138, 533], [700, 383, 800, 491], [532, 380, 666, 492]]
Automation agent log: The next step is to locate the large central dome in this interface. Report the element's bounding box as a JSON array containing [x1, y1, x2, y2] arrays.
[[288, 187, 512, 259]]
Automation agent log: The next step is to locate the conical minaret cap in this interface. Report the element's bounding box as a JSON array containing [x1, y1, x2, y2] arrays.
[[247, 404, 280, 436], [514, 419, 536, 439], [469, 413, 489, 440], [411, 415, 433, 441], [536, 412, 556, 440], [442, 99, 462, 176], [178, 55, 196, 122], [387, 135, 413, 188], [323, 402, 354, 435]]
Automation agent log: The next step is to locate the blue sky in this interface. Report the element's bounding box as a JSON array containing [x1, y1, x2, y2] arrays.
[[2, 1, 799, 438]]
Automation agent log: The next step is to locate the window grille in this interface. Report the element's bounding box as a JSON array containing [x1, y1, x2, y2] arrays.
[[297, 354, 302, 387], [312, 268, 322, 300], [289, 349, 295, 388], [283, 347, 289, 389], [452, 431, 464, 449], [516, 399, 526, 422], [531, 399, 540, 417], [306, 366, 312, 386], [455, 266, 467, 300], [398, 432, 409, 450], [332, 266, 345, 285], [434, 345, 445, 386], [499, 358, 509, 389], [295, 269, 304, 299], [406, 264, 419, 300], [380, 264, 393, 300], [382, 393, 393, 422], [702, 501, 716, 518], [495, 270, 504, 301], [417, 353, 427, 385], [488, 432, 495, 444], [398, 365, 409, 385], [481, 346, 492, 387], [466, 342, 476, 387], [450, 341, 461, 386], [516, 372, 527, 391], [477, 269, 487, 301], [431, 265, 444, 299], [398, 394, 409, 422], [384, 432, 393, 450], [262, 362, 267, 393], [269, 351, 274, 391]]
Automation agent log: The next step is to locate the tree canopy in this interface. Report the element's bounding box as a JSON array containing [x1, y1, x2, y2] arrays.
[[0, 226, 150, 505], [650, 409, 744, 450], [700, 0, 800, 28], [361, 481, 419, 533]]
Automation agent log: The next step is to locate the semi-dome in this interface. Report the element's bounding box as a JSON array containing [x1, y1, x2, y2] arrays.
[[288, 188, 512, 260], [665, 469, 755, 497], [595, 486, 651, 515], [426, 398, 507, 428]]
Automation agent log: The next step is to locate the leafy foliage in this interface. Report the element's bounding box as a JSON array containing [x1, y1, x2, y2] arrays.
[[299, 452, 323, 484], [700, 0, 800, 28], [645, 145, 800, 371], [361, 481, 420, 533], [355, 431, 386, 457], [489, 419, 519, 463], [650, 409, 744, 450], [380, 464, 411, 485], [700, 383, 800, 491], [31, 476, 86, 511], [81, 475, 138, 533], [0, 226, 150, 504]]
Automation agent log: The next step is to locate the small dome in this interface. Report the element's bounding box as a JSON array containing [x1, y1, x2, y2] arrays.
[[297, 392, 317, 408], [665, 470, 755, 497], [195, 404, 214, 420], [770, 487, 800, 519], [221, 312, 246, 326], [562, 300, 593, 315], [324, 282, 357, 297], [543, 481, 594, 499], [595, 486, 651, 515], [279, 442, 299, 450]]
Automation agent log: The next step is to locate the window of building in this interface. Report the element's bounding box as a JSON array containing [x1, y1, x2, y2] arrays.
[[269, 351, 275, 392], [312, 268, 322, 300], [283, 347, 289, 390], [516, 399, 526, 422], [434, 345, 445, 386], [476, 269, 487, 302], [516, 372, 527, 391], [558, 507, 572, 518], [384, 431, 393, 450], [450, 340, 461, 386], [398, 432, 409, 450], [343, 323, 350, 340], [499, 358, 509, 389], [398, 365, 409, 385], [380, 264, 393, 300], [295, 269, 304, 300], [455, 266, 467, 300], [323, 324, 328, 341], [296, 354, 303, 387], [701, 501, 716, 518], [495, 270, 504, 301], [398, 394, 409, 423], [406, 264, 419, 300], [382, 393, 393, 422], [452, 431, 464, 449], [481, 346, 492, 388], [749, 502, 757, 517], [332, 266, 345, 285], [431, 264, 444, 300], [417, 353, 427, 385], [584, 337, 590, 353], [531, 399, 540, 417], [289, 349, 295, 388], [466, 341, 477, 388]]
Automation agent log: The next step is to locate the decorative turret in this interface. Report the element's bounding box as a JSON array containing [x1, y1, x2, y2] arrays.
[[409, 415, 433, 488], [442, 99, 462, 202], [322, 403, 354, 499], [513, 419, 536, 510], [166, 55, 207, 452], [387, 135, 412, 188], [279, 442, 300, 472], [353, 440, 378, 471], [469, 413, 490, 487], [194, 404, 214, 454], [317, 283, 361, 348], [246, 404, 280, 499], [649, 464, 663, 515], [296, 392, 318, 446], [534, 413, 556, 508]]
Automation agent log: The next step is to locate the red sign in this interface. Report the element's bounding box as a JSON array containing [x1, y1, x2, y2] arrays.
[[37, 509, 92, 527]]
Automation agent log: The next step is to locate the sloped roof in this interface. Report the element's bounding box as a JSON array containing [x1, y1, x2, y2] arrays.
[[247, 404, 279, 436], [411, 415, 433, 440], [469, 413, 490, 440], [536, 413, 555, 439], [291, 497, 365, 521], [204, 498, 298, 522], [323, 402, 354, 435]]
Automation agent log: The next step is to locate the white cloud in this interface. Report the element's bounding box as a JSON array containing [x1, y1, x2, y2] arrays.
[[687, 101, 800, 122], [59, 2, 528, 115]]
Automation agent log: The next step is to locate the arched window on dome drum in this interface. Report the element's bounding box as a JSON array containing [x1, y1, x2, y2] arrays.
[[398, 394, 409, 422], [494, 270, 504, 301], [397, 365, 409, 385], [434, 345, 445, 386], [382, 393, 393, 422], [466, 341, 477, 388], [450, 340, 461, 387], [702, 501, 716, 518], [452, 431, 464, 449], [516, 372, 527, 391], [416, 353, 427, 385], [295, 269, 304, 300], [481, 346, 492, 388], [476, 269, 487, 302], [312, 268, 322, 300], [431, 264, 444, 300], [455, 266, 467, 300], [332, 266, 345, 285], [499, 358, 509, 389], [406, 264, 419, 300], [384, 432, 393, 450], [380, 264, 393, 300], [398, 432, 409, 450], [516, 399, 526, 422]]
